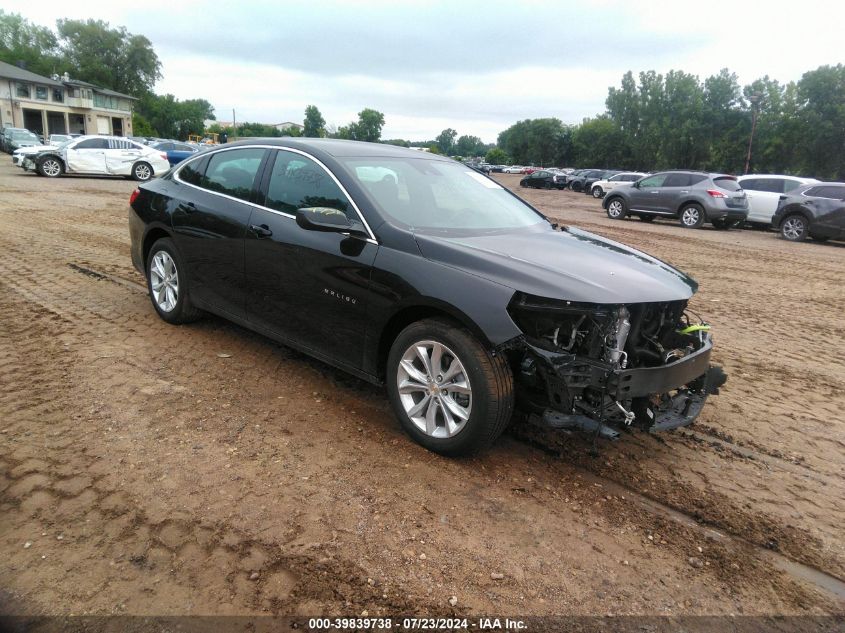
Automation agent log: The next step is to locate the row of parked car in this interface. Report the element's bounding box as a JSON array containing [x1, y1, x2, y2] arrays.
[[596, 170, 844, 243], [6, 132, 211, 181]]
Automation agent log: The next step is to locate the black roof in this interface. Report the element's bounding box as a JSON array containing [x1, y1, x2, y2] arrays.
[[223, 137, 452, 160]]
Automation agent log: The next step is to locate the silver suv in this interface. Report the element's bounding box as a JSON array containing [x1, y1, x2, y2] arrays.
[[602, 171, 748, 229]]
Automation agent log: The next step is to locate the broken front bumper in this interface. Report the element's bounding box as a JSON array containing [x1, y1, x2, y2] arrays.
[[523, 336, 726, 437]]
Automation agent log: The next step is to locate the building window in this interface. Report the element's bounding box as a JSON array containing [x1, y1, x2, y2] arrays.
[[35, 86, 48, 100], [52, 88, 64, 103], [16, 83, 30, 98]]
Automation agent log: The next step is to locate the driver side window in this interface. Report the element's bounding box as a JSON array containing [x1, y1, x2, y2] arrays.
[[638, 174, 667, 188]]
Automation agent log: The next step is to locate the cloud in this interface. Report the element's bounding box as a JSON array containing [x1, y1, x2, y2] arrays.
[[6, 0, 845, 141]]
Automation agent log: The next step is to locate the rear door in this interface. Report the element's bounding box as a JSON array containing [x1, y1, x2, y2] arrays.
[[245, 148, 378, 368], [104, 138, 144, 175], [171, 147, 269, 319], [742, 177, 783, 223], [654, 172, 692, 213], [65, 137, 108, 173]]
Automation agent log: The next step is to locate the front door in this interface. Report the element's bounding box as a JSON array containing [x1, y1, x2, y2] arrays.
[[171, 147, 269, 319], [627, 173, 667, 212], [66, 137, 108, 172], [245, 149, 378, 369]]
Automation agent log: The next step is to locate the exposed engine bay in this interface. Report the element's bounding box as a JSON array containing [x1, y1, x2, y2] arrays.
[[505, 293, 727, 439]]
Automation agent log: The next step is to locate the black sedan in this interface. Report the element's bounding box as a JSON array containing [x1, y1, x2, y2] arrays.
[[519, 169, 565, 189], [129, 139, 725, 456], [772, 182, 845, 242]]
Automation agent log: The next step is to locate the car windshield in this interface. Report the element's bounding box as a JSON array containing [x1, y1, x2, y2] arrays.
[[11, 131, 38, 140], [340, 157, 546, 232]]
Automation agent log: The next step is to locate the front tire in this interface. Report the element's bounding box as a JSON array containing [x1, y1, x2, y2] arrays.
[[606, 197, 627, 220], [781, 214, 809, 242], [37, 157, 63, 178], [592, 186, 604, 198], [146, 238, 203, 324], [132, 161, 154, 182], [386, 318, 514, 456], [679, 204, 705, 229]]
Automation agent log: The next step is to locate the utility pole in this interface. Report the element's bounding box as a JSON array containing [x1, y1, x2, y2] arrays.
[[232, 108, 237, 141], [744, 92, 764, 175]]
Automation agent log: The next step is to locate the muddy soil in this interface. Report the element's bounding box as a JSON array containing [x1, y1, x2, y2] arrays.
[[0, 164, 842, 618]]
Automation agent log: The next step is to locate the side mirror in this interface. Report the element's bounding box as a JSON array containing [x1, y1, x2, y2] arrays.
[[296, 207, 367, 236], [633, 181, 641, 188]]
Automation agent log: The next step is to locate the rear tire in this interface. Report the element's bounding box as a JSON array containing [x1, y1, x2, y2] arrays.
[[679, 204, 705, 229], [132, 161, 154, 182], [386, 318, 514, 456], [780, 214, 809, 242], [606, 197, 627, 220], [146, 238, 203, 324], [592, 186, 604, 198]]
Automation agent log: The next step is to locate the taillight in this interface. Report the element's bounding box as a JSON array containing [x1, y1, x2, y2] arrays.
[[129, 189, 140, 206], [706, 189, 727, 198], [160, 152, 167, 160]]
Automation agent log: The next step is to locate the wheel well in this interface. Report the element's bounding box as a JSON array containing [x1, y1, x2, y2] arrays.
[[676, 200, 703, 214], [39, 153, 65, 168], [376, 306, 481, 380], [779, 210, 810, 227], [142, 228, 171, 270]]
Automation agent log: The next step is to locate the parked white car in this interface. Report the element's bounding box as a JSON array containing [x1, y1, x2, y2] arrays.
[[737, 174, 820, 225], [22, 135, 171, 181], [590, 172, 647, 198], [503, 165, 524, 174]]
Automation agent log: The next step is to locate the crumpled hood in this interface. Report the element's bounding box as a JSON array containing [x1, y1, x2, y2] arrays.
[[413, 225, 698, 304]]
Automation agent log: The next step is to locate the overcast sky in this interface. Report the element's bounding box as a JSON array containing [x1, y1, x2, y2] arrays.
[[8, 0, 845, 142]]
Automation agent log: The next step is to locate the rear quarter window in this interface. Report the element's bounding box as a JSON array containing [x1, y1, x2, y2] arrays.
[[713, 177, 741, 192]]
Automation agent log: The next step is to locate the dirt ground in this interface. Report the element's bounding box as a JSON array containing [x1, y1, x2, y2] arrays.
[[0, 163, 843, 621]]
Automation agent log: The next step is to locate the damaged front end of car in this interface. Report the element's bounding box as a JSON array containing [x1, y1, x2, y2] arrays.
[[505, 293, 727, 439]]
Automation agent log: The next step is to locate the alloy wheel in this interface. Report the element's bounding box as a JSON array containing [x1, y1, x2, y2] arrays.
[[782, 216, 807, 241], [42, 159, 61, 177], [150, 250, 179, 312], [681, 207, 701, 226], [135, 163, 152, 181], [607, 200, 623, 218], [396, 340, 472, 438]]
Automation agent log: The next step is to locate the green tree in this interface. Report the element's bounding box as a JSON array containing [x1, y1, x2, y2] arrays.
[[485, 147, 509, 165], [303, 105, 325, 137], [435, 128, 458, 155], [455, 134, 484, 157], [0, 10, 61, 76], [336, 108, 385, 142], [794, 64, 845, 180], [56, 18, 161, 97], [131, 111, 156, 137], [136, 93, 214, 139], [498, 118, 572, 166]]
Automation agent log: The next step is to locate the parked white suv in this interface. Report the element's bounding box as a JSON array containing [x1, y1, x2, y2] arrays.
[[22, 135, 171, 181], [590, 172, 647, 198], [737, 174, 819, 226]]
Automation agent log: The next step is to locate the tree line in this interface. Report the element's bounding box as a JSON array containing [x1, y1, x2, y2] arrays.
[[3, 10, 842, 179], [494, 66, 845, 180]]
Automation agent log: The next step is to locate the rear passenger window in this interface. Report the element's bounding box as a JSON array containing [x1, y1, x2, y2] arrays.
[[74, 138, 109, 150], [782, 179, 803, 192], [264, 150, 352, 218], [689, 174, 708, 185], [663, 173, 691, 187], [816, 186, 845, 199], [202, 148, 266, 201], [178, 156, 208, 186]]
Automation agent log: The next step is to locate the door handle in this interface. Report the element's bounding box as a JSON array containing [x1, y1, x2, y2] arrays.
[[680, 190, 689, 193], [177, 201, 196, 214], [250, 224, 273, 237]]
